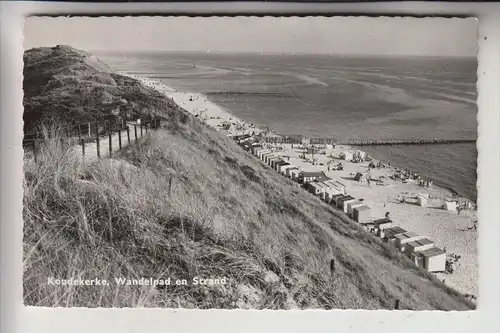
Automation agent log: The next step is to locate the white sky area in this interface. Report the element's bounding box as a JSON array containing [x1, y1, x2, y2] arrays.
[[24, 16, 477, 57]]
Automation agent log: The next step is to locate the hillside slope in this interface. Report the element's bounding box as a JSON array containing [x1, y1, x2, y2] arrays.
[[23, 45, 182, 135], [22, 46, 474, 310]]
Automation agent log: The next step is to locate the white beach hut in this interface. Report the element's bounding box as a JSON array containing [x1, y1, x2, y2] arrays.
[[324, 188, 342, 204], [413, 247, 446, 272], [261, 152, 273, 163], [340, 150, 354, 162], [417, 194, 429, 207], [337, 196, 357, 213], [347, 200, 365, 217], [322, 179, 347, 195], [265, 154, 277, 165], [307, 182, 327, 197], [253, 147, 264, 157], [286, 166, 299, 178], [289, 169, 301, 181], [276, 161, 290, 173], [268, 156, 280, 168], [257, 149, 271, 159], [404, 238, 435, 258], [380, 226, 407, 241], [280, 164, 295, 175], [443, 200, 458, 211], [394, 232, 426, 253], [352, 205, 371, 223]]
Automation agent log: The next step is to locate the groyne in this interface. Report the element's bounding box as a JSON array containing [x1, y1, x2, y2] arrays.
[[259, 136, 476, 146]]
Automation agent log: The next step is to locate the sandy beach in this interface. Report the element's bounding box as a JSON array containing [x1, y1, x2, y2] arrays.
[[124, 73, 478, 299]]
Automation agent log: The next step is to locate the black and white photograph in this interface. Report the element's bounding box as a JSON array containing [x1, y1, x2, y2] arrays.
[[22, 16, 478, 310]]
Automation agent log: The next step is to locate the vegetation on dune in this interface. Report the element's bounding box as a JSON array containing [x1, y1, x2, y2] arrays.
[[22, 45, 474, 309], [23, 45, 180, 135]]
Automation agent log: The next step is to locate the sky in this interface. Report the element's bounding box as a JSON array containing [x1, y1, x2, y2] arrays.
[[23, 16, 477, 57]]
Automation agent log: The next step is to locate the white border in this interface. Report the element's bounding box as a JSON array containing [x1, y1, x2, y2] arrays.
[[1, 2, 499, 333]]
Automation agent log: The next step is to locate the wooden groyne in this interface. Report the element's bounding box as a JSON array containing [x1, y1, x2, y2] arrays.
[[259, 136, 476, 146]]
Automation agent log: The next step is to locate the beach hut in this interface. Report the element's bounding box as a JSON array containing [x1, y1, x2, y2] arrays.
[[380, 226, 407, 241], [322, 179, 347, 195], [328, 193, 344, 206], [289, 169, 301, 181], [299, 171, 329, 184], [257, 149, 270, 159], [417, 194, 429, 207], [280, 164, 295, 175], [257, 149, 271, 159], [352, 205, 371, 223], [306, 182, 328, 197], [393, 232, 425, 252], [354, 172, 368, 183], [404, 238, 435, 258], [276, 161, 290, 173], [286, 167, 299, 178], [363, 218, 393, 235], [265, 154, 277, 165], [443, 200, 458, 211], [340, 150, 354, 161], [268, 156, 280, 168], [253, 147, 264, 157], [347, 200, 365, 217], [337, 195, 357, 213], [275, 160, 288, 172], [324, 188, 342, 204], [263, 153, 273, 164], [335, 195, 352, 209], [261, 152, 273, 163], [412, 247, 446, 273], [268, 156, 279, 167], [251, 144, 262, 155]]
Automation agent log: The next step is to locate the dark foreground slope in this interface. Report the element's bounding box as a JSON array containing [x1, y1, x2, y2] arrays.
[[22, 46, 474, 310]]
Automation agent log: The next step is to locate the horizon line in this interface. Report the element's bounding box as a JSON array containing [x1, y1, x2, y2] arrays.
[[89, 49, 476, 59]]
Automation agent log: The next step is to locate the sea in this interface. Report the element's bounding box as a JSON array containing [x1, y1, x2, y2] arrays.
[[99, 52, 478, 200]]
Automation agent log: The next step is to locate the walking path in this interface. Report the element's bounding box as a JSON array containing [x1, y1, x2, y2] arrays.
[[71, 122, 146, 161]]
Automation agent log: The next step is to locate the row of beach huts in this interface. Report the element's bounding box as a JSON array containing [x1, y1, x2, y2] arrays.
[[233, 134, 449, 274]]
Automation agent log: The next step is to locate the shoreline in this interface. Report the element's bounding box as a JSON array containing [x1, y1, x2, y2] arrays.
[[350, 147, 476, 204], [122, 72, 478, 298]]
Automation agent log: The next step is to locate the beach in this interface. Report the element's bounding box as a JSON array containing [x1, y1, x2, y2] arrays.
[[124, 73, 478, 299]]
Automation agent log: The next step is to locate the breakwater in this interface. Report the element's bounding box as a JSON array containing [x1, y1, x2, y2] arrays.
[[259, 136, 476, 146]]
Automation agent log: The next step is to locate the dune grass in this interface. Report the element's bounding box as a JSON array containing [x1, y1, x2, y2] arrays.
[[23, 115, 475, 310]]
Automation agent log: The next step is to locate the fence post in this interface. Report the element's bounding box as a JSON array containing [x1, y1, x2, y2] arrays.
[[78, 124, 82, 138], [81, 138, 85, 157], [118, 129, 122, 150], [140, 123, 143, 137], [108, 133, 113, 158], [32, 140, 38, 163], [104, 120, 108, 134], [88, 123, 91, 138], [145, 122, 148, 134], [96, 122, 100, 158], [330, 259, 336, 277], [394, 299, 400, 310], [134, 125, 138, 142], [127, 126, 130, 145]]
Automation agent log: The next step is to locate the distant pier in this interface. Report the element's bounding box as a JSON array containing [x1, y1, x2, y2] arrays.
[[259, 136, 476, 146]]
